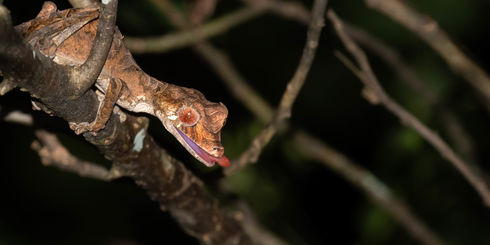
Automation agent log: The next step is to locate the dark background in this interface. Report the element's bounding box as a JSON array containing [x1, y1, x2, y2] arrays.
[[2, 0, 490, 244]]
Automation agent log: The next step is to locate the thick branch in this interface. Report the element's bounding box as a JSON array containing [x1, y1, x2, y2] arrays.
[[327, 9, 490, 207], [0, 2, 253, 243], [228, 0, 327, 173], [0, 3, 98, 123]]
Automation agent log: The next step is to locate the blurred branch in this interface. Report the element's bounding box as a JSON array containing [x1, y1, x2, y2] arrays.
[[294, 131, 445, 245], [228, 0, 327, 173], [174, 7, 448, 245], [327, 9, 490, 207], [237, 202, 290, 245], [363, 0, 490, 113], [192, 32, 446, 245], [195, 43, 274, 122], [3, 110, 33, 125], [242, 0, 310, 24], [0, 108, 117, 180], [122, 0, 446, 243], [125, 6, 264, 54], [189, 0, 217, 25], [125, 0, 312, 55], [31, 130, 122, 181], [343, 22, 477, 164]]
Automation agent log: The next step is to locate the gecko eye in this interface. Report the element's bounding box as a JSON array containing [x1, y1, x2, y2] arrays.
[[178, 106, 200, 127]]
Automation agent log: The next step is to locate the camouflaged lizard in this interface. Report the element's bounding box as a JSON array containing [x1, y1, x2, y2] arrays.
[[16, 2, 230, 167]]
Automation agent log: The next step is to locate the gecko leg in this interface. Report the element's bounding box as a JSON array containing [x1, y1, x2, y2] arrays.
[[69, 78, 123, 135]]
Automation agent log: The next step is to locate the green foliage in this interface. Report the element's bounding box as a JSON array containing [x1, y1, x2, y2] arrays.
[[358, 205, 396, 244]]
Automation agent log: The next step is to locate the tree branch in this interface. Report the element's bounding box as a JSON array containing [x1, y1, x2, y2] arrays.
[[342, 22, 477, 164], [125, 6, 264, 54], [31, 129, 121, 181], [0, 2, 253, 244], [363, 0, 490, 113], [178, 8, 447, 245], [327, 9, 490, 207], [294, 131, 445, 245], [227, 0, 327, 173]]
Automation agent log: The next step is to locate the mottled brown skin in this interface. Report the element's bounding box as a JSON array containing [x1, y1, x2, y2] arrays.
[[15, 2, 228, 167]]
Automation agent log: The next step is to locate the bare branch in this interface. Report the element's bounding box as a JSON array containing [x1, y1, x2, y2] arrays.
[[189, 0, 217, 25], [327, 9, 490, 207], [228, 0, 327, 173], [294, 131, 445, 245], [190, 13, 446, 245], [363, 0, 490, 113], [125, 7, 264, 54], [194, 43, 274, 122], [31, 130, 120, 181], [3, 110, 34, 125], [237, 202, 290, 245], [343, 23, 477, 164], [243, 0, 480, 178], [1, 2, 254, 243], [148, 0, 188, 28], [242, 0, 310, 24], [72, 0, 118, 96]]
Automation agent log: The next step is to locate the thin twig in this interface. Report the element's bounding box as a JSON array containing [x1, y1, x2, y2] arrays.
[[194, 43, 274, 122], [72, 0, 118, 96], [149, 0, 188, 28], [190, 15, 446, 245], [246, 0, 481, 184], [121, 1, 446, 243], [294, 131, 445, 245], [125, 7, 264, 54], [363, 0, 490, 113], [3, 110, 33, 125], [189, 0, 217, 25], [236, 202, 290, 245], [327, 9, 490, 207], [343, 22, 477, 164], [227, 0, 327, 173], [242, 0, 310, 24], [31, 130, 121, 181], [0, 109, 119, 180]]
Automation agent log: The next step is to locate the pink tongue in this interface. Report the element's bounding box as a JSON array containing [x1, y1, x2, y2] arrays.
[[175, 127, 229, 167], [211, 155, 230, 167]]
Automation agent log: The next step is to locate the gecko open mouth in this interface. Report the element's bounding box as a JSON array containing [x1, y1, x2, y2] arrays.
[[175, 126, 230, 167]]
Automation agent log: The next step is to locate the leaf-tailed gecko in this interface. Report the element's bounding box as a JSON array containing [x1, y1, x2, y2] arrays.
[[15, 2, 229, 167]]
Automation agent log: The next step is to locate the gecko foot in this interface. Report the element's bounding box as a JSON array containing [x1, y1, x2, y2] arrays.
[[69, 78, 124, 136]]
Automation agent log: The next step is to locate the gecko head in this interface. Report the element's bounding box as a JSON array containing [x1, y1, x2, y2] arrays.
[[161, 86, 229, 167]]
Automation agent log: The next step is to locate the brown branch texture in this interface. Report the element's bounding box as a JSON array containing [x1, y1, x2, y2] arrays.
[[0, 2, 252, 244]]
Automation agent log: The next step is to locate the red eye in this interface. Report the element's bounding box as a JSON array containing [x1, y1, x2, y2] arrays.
[[178, 107, 200, 127]]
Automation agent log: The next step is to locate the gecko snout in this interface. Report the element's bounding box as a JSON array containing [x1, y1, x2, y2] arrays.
[[212, 146, 224, 156]]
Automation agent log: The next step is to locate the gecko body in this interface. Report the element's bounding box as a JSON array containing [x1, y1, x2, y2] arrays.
[[16, 2, 229, 167]]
